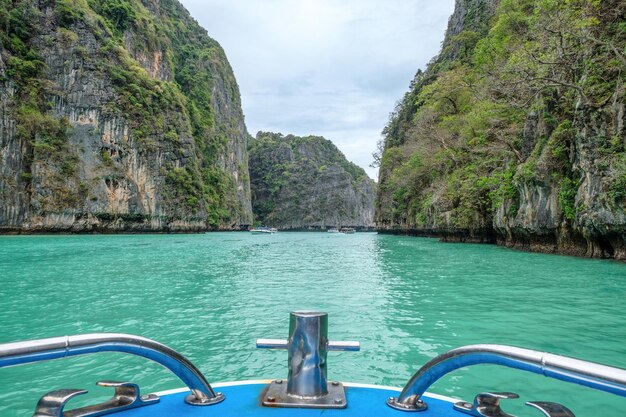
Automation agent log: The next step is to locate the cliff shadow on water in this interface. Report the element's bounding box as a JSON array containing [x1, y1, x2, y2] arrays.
[[375, 0, 626, 260]]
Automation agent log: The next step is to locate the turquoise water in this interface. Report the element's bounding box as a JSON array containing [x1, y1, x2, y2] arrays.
[[0, 232, 625, 416]]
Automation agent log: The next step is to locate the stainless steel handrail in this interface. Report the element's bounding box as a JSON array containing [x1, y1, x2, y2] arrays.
[[0, 333, 224, 406], [388, 344, 626, 411]]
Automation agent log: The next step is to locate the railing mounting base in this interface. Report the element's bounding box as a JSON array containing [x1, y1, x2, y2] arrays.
[[386, 396, 428, 412], [185, 391, 225, 406]]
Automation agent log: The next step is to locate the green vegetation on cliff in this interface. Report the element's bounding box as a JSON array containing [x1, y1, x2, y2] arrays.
[[0, 0, 84, 211], [0, 0, 251, 231], [249, 132, 375, 229], [377, 0, 626, 258]]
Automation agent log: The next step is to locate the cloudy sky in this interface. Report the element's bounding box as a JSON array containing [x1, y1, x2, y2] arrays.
[[179, 0, 455, 180]]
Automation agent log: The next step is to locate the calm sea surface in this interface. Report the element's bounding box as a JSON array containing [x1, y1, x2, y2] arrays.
[[0, 232, 625, 416]]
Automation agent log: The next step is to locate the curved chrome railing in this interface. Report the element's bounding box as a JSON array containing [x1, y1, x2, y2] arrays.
[[387, 344, 626, 411], [0, 333, 224, 406]]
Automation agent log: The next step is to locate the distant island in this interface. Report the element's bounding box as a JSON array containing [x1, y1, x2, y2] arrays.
[[249, 132, 376, 230]]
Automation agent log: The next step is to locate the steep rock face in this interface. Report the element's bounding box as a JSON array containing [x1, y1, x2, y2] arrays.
[[439, 0, 499, 63], [0, 0, 252, 233], [376, 0, 626, 259], [249, 132, 376, 230]]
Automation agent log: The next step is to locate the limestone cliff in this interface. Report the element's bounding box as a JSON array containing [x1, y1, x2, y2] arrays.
[[376, 0, 626, 259], [249, 132, 376, 230], [0, 0, 252, 233]]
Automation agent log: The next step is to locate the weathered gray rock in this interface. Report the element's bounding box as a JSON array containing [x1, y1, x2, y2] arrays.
[[0, 0, 252, 233], [376, 0, 626, 259], [438, 0, 500, 62]]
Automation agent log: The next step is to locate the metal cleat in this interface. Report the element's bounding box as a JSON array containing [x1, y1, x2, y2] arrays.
[[33, 389, 87, 417], [453, 392, 519, 417], [32, 381, 158, 417], [526, 401, 575, 417]]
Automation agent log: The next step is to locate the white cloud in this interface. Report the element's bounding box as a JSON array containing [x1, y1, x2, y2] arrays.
[[178, 0, 455, 180]]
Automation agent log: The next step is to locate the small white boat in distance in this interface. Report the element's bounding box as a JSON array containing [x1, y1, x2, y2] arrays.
[[327, 228, 339, 233], [250, 226, 277, 234]]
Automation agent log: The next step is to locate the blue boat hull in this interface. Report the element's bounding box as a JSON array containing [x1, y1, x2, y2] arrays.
[[122, 382, 460, 417]]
